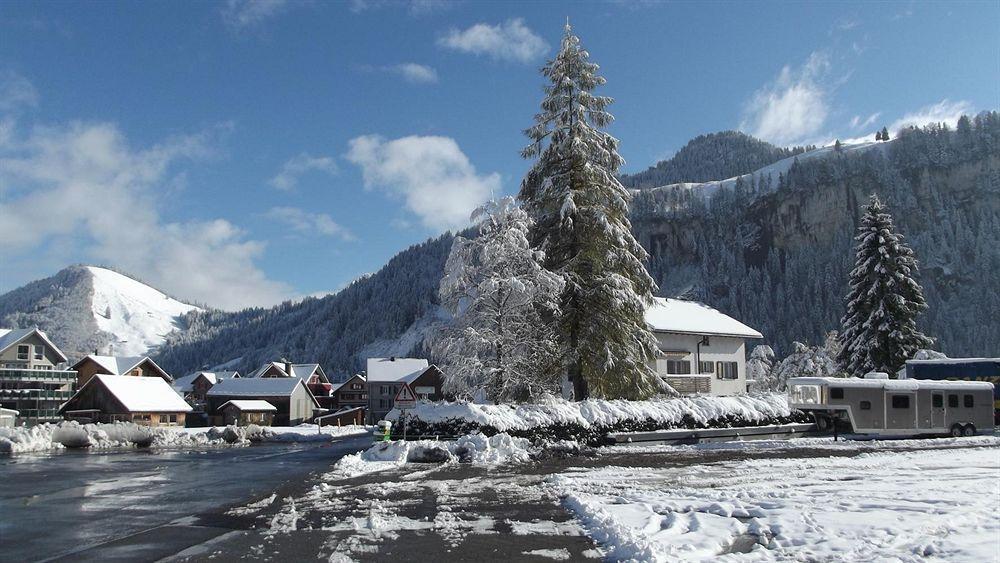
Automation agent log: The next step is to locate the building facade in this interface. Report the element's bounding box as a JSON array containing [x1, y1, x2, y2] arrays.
[[644, 298, 763, 396], [72, 355, 173, 388], [0, 328, 77, 425], [59, 374, 192, 426], [206, 378, 319, 426], [366, 358, 444, 422]]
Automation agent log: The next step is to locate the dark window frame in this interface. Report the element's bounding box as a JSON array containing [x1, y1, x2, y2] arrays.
[[963, 394, 974, 408], [859, 400, 872, 410], [932, 394, 943, 408], [948, 394, 959, 408], [891, 395, 911, 409], [830, 388, 844, 400]]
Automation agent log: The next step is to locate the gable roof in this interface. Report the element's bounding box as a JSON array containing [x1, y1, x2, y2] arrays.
[[63, 374, 192, 413], [644, 298, 763, 339], [366, 357, 429, 383], [73, 355, 174, 381], [331, 374, 366, 394], [207, 377, 303, 398], [219, 400, 277, 412], [247, 361, 287, 378], [0, 328, 69, 362], [247, 361, 328, 385], [172, 370, 240, 393]]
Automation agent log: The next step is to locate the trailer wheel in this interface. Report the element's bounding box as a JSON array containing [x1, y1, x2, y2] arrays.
[[949, 424, 963, 438], [814, 414, 832, 432], [962, 424, 976, 437]]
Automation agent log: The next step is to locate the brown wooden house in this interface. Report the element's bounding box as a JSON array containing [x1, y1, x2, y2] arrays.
[[72, 355, 174, 388], [219, 400, 276, 426], [60, 374, 192, 426]]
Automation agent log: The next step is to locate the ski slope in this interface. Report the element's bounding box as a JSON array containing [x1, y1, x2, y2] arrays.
[[88, 266, 200, 356]]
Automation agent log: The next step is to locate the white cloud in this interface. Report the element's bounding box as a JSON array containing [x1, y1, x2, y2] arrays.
[[0, 121, 291, 309], [349, 0, 451, 16], [890, 99, 973, 134], [849, 112, 881, 130], [345, 134, 499, 230], [438, 18, 548, 64], [390, 63, 438, 84], [265, 206, 355, 240], [269, 152, 338, 190], [740, 52, 832, 146], [0, 70, 39, 112], [221, 0, 290, 30]]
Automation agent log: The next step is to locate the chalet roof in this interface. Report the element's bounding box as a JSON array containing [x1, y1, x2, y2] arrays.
[[63, 375, 192, 413], [172, 370, 240, 393], [0, 328, 69, 362], [73, 354, 173, 381], [644, 298, 763, 339], [331, 374, 366, 394], [219, 400, 277, 412], [366, 358, 429, 383], [206, 377, 303, 398], [247, 362, 327, 384]]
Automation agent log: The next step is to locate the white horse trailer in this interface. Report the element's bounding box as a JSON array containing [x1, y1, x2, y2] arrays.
[[788, 375, 995, 438]]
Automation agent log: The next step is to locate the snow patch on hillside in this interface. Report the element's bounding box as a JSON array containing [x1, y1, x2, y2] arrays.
[[87, 266, 200, 356], [357, 306, 450, 361]]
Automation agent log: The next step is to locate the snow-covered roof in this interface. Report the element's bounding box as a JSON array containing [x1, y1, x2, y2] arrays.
[[76, 354, 172, 379], [906, 358, 1000, 365], [172, 370, 240, 393], [0, 327, 69, 362], [206, 377, 303, 397], [331, 374, 366, 394], [788, 377, 994, 391], [644, 298, 763, 339], [247, 362, 325, 383], [219, 400, 277, 412], [366, 357, 429, 383], [80, 375, 192, 413]]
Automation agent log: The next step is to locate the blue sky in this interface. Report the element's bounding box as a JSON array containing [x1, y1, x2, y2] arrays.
[[1, 0, 996, 309]]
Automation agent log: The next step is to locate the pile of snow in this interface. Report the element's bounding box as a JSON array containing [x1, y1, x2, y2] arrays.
[[1, 422, 369, 454], [549, 444, 1000, 561], [88, 266, 200, 356], [388, 394, 794, 433], [331, 432, 533, 478]]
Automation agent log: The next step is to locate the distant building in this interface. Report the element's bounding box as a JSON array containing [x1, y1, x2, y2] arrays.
[[206, 378, 319, 426], [0, 328, 77, 425], [366, 357, 444, 422], [246, 361, 334, 406], [72, 355, 174, 388], [60, 374, 192, 426], [172, 370, 241, 407], [644, 298, 763, 396], [331, 374, 367, 411], [218, 400, 277, 426]]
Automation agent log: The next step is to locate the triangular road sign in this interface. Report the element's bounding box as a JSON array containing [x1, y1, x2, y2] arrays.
[[394, 382, 416, 408]]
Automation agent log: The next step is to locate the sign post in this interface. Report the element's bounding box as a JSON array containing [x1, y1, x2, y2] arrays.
[[393, 383, 417, 441]]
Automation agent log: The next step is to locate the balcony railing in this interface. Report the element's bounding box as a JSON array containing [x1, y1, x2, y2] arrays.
[[0, 368, 78, 383]]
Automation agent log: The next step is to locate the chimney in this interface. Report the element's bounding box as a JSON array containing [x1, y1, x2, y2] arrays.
[[283, 358, 292, 376]]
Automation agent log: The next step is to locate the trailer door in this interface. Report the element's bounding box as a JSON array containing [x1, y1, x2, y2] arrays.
[[886, 393, 917, 429], [930, 391, 945, 428]]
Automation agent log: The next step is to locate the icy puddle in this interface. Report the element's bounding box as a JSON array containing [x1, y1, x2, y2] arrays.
[[548, 443, 1000, 562]]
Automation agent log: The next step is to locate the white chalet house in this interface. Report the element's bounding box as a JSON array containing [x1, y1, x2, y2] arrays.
[[644, 298, 763, 396]]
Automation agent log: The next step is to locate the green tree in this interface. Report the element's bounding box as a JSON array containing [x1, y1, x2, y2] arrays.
[[519, 23, 660, 400]]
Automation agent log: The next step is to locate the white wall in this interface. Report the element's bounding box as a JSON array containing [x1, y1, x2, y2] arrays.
[[649, 332, 750, 396]]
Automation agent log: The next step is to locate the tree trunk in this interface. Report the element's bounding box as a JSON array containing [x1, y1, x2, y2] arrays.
[[570, 361, 588, 401]]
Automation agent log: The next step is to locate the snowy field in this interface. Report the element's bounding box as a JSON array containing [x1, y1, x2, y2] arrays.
[[0, 421, 370, 454], [550, 438, 1000, 562]]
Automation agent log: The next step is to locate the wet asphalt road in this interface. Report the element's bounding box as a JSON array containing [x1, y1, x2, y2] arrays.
[[0, 436, 371, 562]]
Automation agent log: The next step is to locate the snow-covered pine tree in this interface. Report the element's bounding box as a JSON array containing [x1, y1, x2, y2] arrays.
[[435, 198, 564, 403], [746, 344, 775, 392], [880, 126, 890, 141], [838, 195, 932, 375], [518, 22, 660, 400]]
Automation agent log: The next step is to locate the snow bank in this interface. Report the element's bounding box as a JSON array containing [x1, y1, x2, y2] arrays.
[[387, 394, 803, 444], [0, 422, 370, 454], [330, 432, 533, 479], [549, 444, 1000, 562]]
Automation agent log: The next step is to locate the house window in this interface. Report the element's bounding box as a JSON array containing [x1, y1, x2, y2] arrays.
[[891, 395, 910, 409], [716, 362, 738, 380], [169, 414, 177, 423], [830, 388, 844, 400], [702, 337, 710, 346], [664, 360, 691, 374], [16, 345, 29, 361], [698, 361, 714, 374], [34, 345, 44, 361], [859, 400, 871, 410], [380, 385, 391, 395], [351, 383, 362, 390], [963, 395, 974, 408], [932, 394, 943, 408], [379, 399, 390, 409], [160, 414, 169, 423], [948, 394, 959, 408], [361, 393, 368, 400]]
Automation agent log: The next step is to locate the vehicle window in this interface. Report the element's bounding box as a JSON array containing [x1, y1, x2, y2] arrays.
[[964, 395, 974, 408], [830, 388, 844, 400], [891, 395, 910, 409], [932, 394, 943, 408], [948, 394, 959, 408], [859, 400, 871, 410]]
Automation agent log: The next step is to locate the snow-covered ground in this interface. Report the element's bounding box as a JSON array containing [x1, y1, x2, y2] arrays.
[[88, 266, 200, 356], [549, 439, 1000, 562], [0, 421, 369, 454], [388, 394, 795, 432]]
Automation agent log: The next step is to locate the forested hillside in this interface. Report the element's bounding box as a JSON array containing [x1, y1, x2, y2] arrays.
[[621, 130, 810, 189], [634, 112, 1000, 357]]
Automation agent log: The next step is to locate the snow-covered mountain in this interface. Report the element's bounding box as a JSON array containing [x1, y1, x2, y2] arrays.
[[0, 265, 201, 360]]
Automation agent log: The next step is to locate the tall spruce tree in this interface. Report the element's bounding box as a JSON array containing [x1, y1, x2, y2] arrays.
[[518, 22, 660, 400], [838, 195, 932, 375]]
